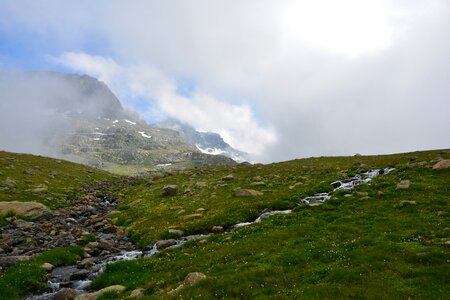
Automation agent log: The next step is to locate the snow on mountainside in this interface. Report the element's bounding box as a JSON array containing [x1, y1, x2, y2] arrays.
[[0, 72, 236, 174], [157, 120, 249, 163]]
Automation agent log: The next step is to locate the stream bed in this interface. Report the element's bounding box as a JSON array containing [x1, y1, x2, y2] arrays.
[[25, 167, 395, 299]]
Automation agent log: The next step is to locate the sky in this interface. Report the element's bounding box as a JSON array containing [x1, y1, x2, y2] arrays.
[[0, 0, 449, 162]]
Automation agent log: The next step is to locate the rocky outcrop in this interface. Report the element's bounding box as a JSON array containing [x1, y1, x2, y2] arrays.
[[0, 201, 51, 220], [432, 159, 450, 170]]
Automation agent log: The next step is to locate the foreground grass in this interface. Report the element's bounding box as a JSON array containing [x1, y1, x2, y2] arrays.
[[92, 149, 449, 299], [0, 151, 117, 208], [0, 246, 84, 299]]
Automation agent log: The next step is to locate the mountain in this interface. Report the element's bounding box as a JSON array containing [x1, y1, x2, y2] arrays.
[[157, 120, 249, 163], [0, 72, 236, 174]]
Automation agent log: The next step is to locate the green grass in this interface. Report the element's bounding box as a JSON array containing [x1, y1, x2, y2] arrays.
[[0, 151, 117, 208], [0, 246, 85, 299], [92, 149, 449, 299]]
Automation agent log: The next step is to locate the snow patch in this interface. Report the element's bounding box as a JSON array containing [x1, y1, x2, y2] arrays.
[[156, 163, 172, 167], [196, 145, 227, 156], [125, 119, 136, 125], [138, 131, 152, 139], [112, 120, 119, 124]]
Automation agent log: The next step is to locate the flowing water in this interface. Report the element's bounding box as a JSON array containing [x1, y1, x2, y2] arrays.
[[25, 167, 394, 299]]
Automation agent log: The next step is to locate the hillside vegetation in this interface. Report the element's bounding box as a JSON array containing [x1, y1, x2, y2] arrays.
[[98, 149, 449, 299], [0, 149, 449, 299]]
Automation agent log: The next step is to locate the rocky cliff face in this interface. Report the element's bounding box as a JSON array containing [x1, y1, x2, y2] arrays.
[[0, 72, 236, 174]]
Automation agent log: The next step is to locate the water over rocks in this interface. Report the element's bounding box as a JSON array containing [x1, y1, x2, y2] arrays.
[[17, 167, 395, 299]]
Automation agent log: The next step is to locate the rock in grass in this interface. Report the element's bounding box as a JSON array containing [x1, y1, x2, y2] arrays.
[[432, 159, 450, 170], [184, 272, 207, 285], [168, 229, 184, 236], [128, 288, 145, 298], [437, 211, 448, 216], [0, 201, 51, 220], [74, 285, 126, 300], [40, 262, 54, 271], [1, 177, 16, 188], [182, 213, 203, 221], [162, 185, 179, 196], [233, 189, 264, 197], [212, 225, 224, 233], [0, 255, 32, 268], [399, 200, 417, 207], [396, 180, 411, 189], [54, 288, 77, 300], [222, 174, 234, 181]]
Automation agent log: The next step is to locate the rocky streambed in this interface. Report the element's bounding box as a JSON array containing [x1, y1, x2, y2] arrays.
[[1, 168, 395, 299]]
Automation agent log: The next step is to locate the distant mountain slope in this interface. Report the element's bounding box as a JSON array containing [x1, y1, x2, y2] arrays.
[[0, 72, 235, 174], [157, 120, 249, 163]]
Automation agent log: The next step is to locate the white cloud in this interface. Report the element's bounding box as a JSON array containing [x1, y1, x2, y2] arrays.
[[2, 0, 450, 162], [54, 52, 277, 156]]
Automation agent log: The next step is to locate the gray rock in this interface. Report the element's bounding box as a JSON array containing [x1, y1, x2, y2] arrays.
[[40, 262, 54, 271], [432, 159, 450, 170], [128, 288, 145, 298], [1, 177, 17, 188], [233, 189, 264, 197], [182, 214, 203, 221], [211, 226, 223, 233], [168, 229, 184, 236], [162, 185, 179, 196], [23, 169, 35, 175], [0, 201, 52, 220], [70, 269, 90, 281], [74, 285, 126, 300], [222, 175, 234, 181], [399, 200, 417, 207], [438, 211, 448, 216], [183, 272, 207, 285], [156, 239, 177, 250], [0, 255, 32, 268], [396, 180, 411, 189]]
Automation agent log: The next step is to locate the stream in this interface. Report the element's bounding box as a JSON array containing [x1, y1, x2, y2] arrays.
[[25, 167, 395, 300]]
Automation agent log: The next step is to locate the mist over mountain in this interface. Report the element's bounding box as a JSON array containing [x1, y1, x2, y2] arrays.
[[157, 120, 249, 163], [0, 72, 235, 173]]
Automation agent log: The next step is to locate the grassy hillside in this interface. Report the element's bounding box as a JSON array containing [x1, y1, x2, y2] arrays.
[[0, 151, 117, 209], [94, 149, 449, 299]]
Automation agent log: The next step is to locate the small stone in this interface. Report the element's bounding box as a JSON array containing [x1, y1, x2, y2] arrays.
[[356, 192, 368, 197], [416, 252, 431, 256], [222, 175, 234, 181], [54, 288, 77, 300], [233, 189, 264, 197], [70, 269, 90, 280], [195, 182, 207, 188], [437, 211, 448, 216], [183, 272, 207, 285], [162, 185, 179, 196], [250, 181, 266, 186], [40, 262, 54, 271], [396, 180, 411, 189], [182, 214, 203, 221], [399, 200, 417, 207], [128, 288, 145, 298], [432, 159, 450, 170], [177, 209, 186, 215], [196, 208, 206, 213], [1, 177, 16, 188], [289, 182, 303, 189], [212, 225, 223, 233], [377, 191, 384, 196], [23, 168, 35, 175]]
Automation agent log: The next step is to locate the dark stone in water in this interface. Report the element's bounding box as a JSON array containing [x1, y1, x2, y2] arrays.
[[331, 181, 341, 188], [69, 269, 90, 281]]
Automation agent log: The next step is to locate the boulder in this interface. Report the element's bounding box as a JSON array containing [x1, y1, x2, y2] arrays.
[[54, 288, 77, 300], [432, 159, 450, 170], [0, 255, 32, 268], [396, 180, 411, 189], [233, 189, 264, 197], [75, 285, 126, 300], [162, 185, 179, 196], [156, 239, 177, 250], [0, 201, 51, 220], [1, 177, 17, 188]]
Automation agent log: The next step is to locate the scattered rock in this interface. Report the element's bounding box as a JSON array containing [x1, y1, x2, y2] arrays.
[[184, 272, 207, 285], [54, 288, 78, 300], [156, 239, 177, 250], [233, 189, 264, 197], [399, 200, 417, 207], [128, 288, 145, 298], [396, 180, 411, 189], [75, 285, 126, 300], [356, 192, 368, 197], [196, 208, 206, 213], [432, 160, 450, 170], [0, 201, 51, 220], [222, 175, 234, 181], [13, 219, 34, 230], [177, 209, 186, 215], [40, 262, 54, 271], [437, 211, 448, 216], [162, 185, 179, 196], [1, 177, 17, 188], [182, 214, 203, 221]]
